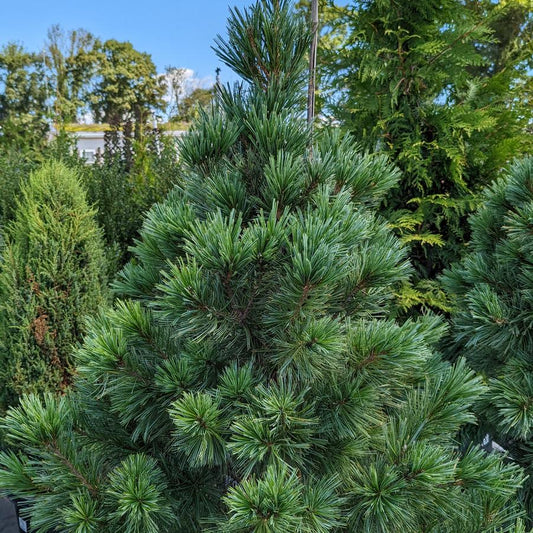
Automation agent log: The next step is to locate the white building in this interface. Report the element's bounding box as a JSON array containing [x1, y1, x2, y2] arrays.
[[62, 129, 188, 164]]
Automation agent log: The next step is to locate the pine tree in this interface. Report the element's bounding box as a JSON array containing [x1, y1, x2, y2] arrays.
[[0, 161, 108, 408], [443, 156, 533, 522], [0, 2, 525, 531]]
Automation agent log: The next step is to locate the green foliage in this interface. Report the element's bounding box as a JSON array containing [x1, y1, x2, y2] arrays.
[[0, 161, 108, 408], [0, 130, 176, 275], [0, 1, 526, 531], [0, 146, 39, 227], [220, 464, 343, 533], [213, 0, 310, 95], [314, 0, 533, 308], [44, 25, 100, 125], [1, 25, 170, 134], [175, 88, 215, 123], [90, 39, 166, 137], [0, 42, 48, 149], [443, 156, 533, 522], [0, 133, 88, 231], [79, 132, 179, 269]]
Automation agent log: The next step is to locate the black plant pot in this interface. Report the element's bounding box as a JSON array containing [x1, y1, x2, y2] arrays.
[[0, 497, 28, 532]]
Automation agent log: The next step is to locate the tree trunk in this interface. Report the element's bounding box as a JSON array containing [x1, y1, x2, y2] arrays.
[[307, 0, 319, 126]]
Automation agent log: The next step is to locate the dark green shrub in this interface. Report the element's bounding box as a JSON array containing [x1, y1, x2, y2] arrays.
[[81, 132, 179, 270], [0, 160, 108, 408], [0, 147, 38, 228]]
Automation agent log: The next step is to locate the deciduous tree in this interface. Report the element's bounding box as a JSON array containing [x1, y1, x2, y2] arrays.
[[0, 43, 48, 149], [90, 39, 166, 141], [44, 24, 99, 125]]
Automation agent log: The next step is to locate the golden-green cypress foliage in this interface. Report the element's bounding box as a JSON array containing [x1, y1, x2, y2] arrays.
[[0, 160, 108, 407]]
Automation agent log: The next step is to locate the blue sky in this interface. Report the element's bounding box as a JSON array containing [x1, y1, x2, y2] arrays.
[[0, 0, 255, 85]]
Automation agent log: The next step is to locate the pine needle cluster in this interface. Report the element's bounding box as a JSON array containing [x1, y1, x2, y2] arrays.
[[444, 156, 533, 521]]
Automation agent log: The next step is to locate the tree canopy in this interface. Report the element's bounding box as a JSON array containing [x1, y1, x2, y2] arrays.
[[0, 43, 48, 149]]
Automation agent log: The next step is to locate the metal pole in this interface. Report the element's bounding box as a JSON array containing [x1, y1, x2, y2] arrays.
[[307, 0, 319, 126]]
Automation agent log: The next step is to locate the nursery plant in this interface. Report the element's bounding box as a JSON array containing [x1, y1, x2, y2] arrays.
[[443, 156, 533, 523], [0, 161, 108, 408]]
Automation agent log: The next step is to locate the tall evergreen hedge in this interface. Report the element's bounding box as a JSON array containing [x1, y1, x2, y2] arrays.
[[0, 160, 108, 408], [314, 0, 532, 312]]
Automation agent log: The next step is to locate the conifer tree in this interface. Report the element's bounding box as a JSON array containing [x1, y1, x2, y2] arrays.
[[0, 2, 525, 532], [0, 161, 108, 408], [312, 0, 532, 309], [443, 156, 533, 522]]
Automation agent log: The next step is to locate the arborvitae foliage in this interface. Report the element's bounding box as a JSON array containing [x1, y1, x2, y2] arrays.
[[314, 0, 533, 309], [0, 2, 525, 531], [0, 161, 108, 408], [443, 156, 533, 522]]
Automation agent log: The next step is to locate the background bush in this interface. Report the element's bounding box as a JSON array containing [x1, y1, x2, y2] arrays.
[[76, 131, 179, 271], [0, 147, 39, 228]]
